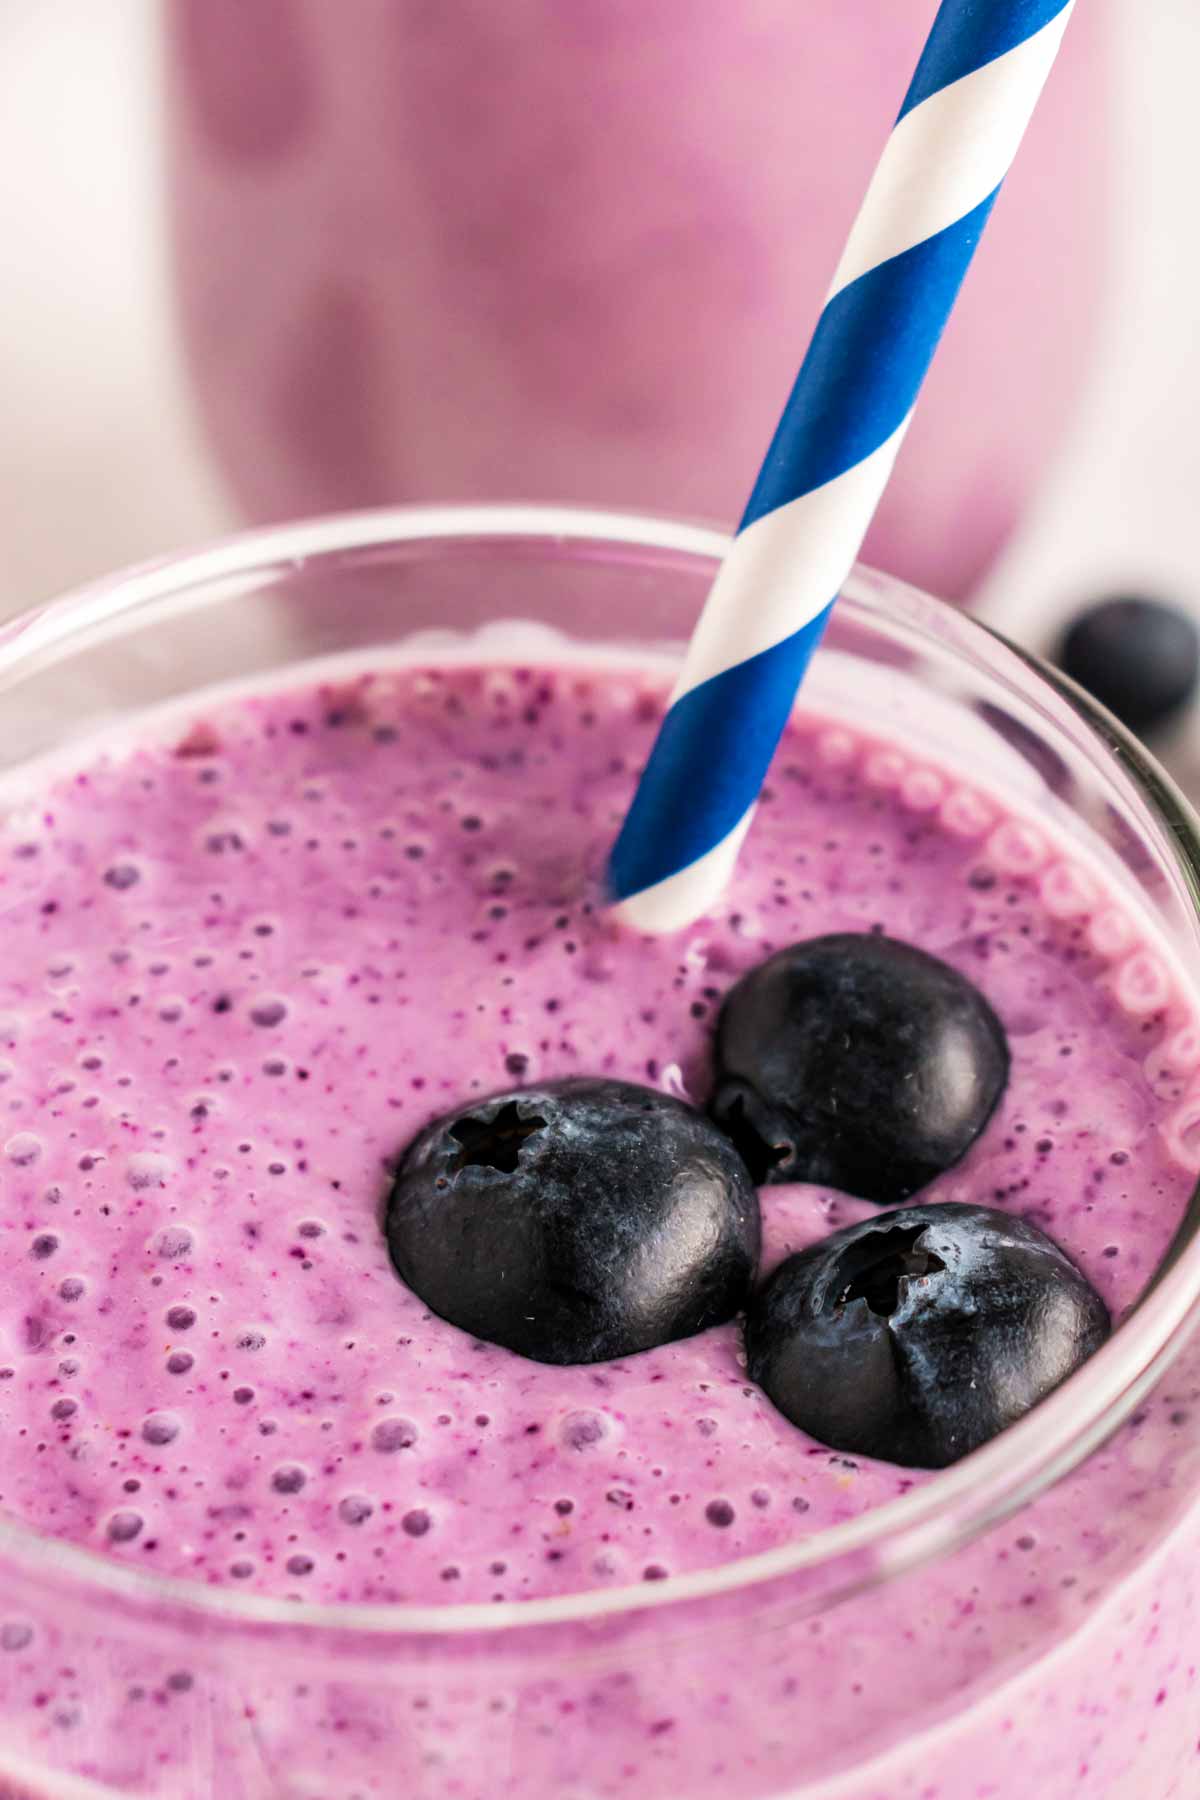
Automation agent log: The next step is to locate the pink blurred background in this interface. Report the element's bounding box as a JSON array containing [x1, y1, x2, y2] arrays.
[[0, 0, 1197, 727]]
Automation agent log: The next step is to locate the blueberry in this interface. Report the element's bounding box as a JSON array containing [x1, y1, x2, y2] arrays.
[[1059, 596, 1200, 736], [386, 1078, 760, 1365], [710, 934, 1009, 1202], [745, 1203, 1109, 1468]]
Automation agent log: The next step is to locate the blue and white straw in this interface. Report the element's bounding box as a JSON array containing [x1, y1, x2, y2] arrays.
[[609, 0, 1077, 933]]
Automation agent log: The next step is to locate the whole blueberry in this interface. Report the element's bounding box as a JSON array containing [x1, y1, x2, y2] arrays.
[[1059, 596, 1200, 736], [745, 1203, 1109, 1468], [710, 934, 1009, 1203], [386, 1078, 760, 1365]]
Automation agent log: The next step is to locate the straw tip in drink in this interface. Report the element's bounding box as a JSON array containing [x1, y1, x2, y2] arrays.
[[608, 821, 752, 936]]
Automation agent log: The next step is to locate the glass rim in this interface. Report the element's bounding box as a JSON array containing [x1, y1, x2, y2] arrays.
[[3, 499, 1200, 1643]]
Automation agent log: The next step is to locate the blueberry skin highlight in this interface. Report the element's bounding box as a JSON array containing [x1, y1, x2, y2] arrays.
[[711, 933, 1010, 1202], [745, 1203, 1110, 1469], [387, 1078, 760, 1365]]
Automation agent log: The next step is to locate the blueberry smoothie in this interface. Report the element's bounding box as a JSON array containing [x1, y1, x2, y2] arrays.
[[166, 0, 1108, 600], [0, 651, 1198, 1798]]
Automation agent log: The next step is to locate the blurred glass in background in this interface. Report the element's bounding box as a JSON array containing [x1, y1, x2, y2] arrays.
[[165, 0, 1107, 604], [1, 0, 1198, 692]]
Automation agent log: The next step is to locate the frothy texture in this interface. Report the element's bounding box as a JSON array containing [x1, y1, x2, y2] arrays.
[[0, 661, 1190, 1617]]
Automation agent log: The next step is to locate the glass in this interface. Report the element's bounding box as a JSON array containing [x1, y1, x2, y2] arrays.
[[163, 1, 1110, 603], [0, 504, 1198, 1800]]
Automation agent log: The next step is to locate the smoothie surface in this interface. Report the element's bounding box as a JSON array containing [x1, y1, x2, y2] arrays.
[[0, 658, 1192, 1609]]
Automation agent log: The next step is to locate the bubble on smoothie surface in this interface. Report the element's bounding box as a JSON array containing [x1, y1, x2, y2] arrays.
[[371, 1417, 418, 1454], [141, 1413, 181, 1447], [338, 1494, 373, 1525], [152, 1227, 193, 1260], [128, 1153, 172, 1191], [560, 1411, 610, 1451]]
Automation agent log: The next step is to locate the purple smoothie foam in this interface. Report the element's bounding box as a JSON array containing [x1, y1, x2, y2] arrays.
[[0, 654, 1196, 1796]]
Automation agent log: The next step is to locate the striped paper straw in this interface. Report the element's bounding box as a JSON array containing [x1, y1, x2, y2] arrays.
[[609, 0, 1076, 933]]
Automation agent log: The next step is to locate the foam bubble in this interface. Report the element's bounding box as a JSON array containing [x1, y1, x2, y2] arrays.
[[1115, 953, 1171, 1018], [940, 788, 995, 839], [1089, 909, 1134, 960], [152, 1227, 194, 1261], [371, 1417, 418, 1455], [250, 999, 288, 1029], [1164, 1097, 1200, 1172], [128, 1153, 172, 1191], [899, 768, 945, 812], [816, 728, 855, 767], [142, 1412, 181, 1446], [1039, 862, 1098, 921], [986, 821, 1049, 876], [862, 750, 906, 790], [560, 1411, 609, 1452]]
